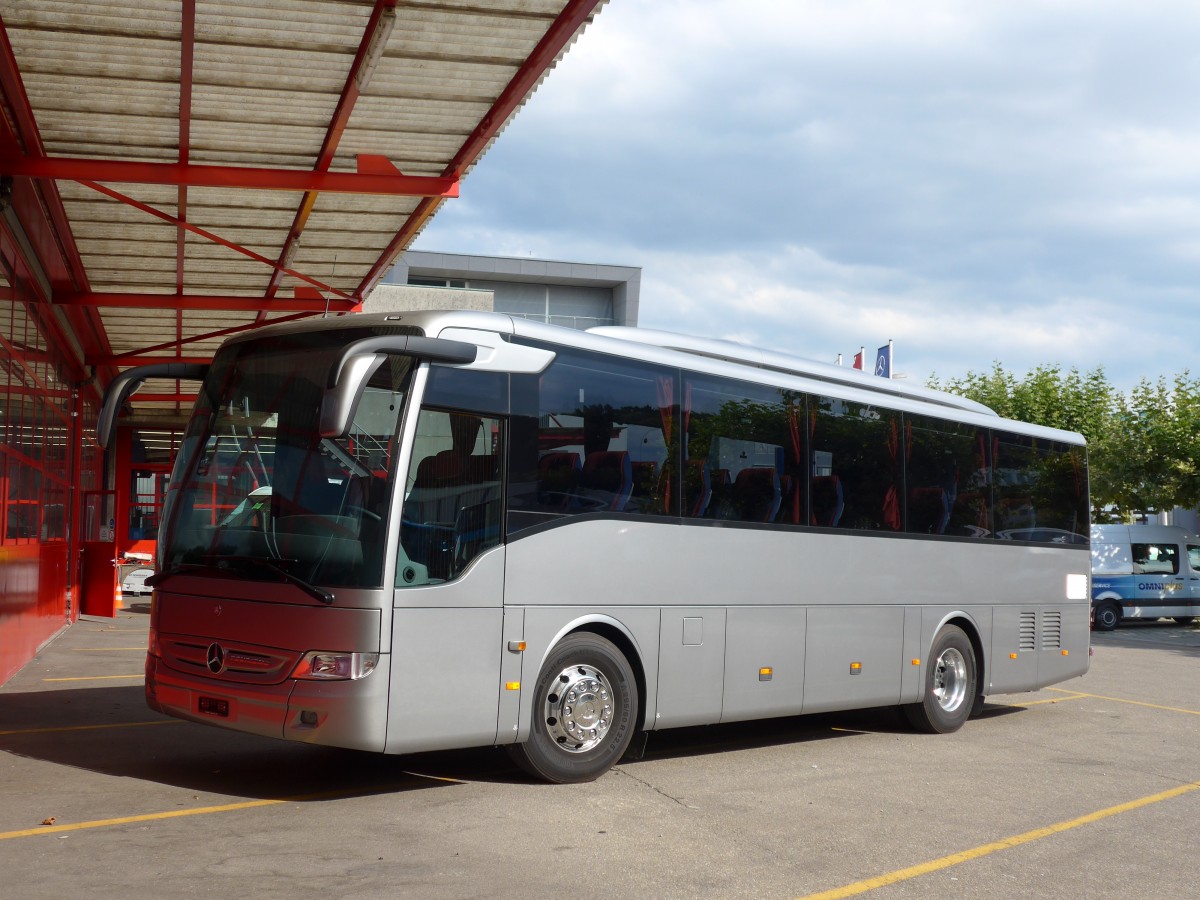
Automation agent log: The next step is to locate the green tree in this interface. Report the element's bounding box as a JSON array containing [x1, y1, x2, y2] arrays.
[[928, 362, 1118, 437], [1104, 374, 1200, 517]]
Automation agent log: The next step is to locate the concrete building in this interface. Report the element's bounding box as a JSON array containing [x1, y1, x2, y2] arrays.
[[365, 250, 641, 329]]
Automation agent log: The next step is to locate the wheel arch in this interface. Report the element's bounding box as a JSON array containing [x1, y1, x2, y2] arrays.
[[904, 612, 985, 732], [929, 612, 986, 701], [564, 621, 648, 733], [536, 614, 649, 733]]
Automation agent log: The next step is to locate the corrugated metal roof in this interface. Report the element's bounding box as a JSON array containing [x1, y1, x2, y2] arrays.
[[0, 0, 606, 422]]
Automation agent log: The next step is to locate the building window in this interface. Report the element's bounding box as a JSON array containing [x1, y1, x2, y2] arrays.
[[0, 262, 78, 546]]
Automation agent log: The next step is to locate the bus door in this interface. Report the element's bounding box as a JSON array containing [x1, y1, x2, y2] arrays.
[[386, 396, 509, 755]]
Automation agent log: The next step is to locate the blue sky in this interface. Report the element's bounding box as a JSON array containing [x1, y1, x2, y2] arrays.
[[413, 0, 1200, 391]]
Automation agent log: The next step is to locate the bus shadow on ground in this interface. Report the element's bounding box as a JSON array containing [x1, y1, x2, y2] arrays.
[[0, 687, 1029, 794], [0, 685, 486, 799], [624, 703, 1021, 770], [631, 707, 904, 767], [972, 703, 1028, 721]]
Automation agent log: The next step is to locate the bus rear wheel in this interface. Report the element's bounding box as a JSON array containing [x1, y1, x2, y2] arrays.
[[904, 625, 977, 734], [508, 633, 638, 784], [1173, 616, 1195, 626]]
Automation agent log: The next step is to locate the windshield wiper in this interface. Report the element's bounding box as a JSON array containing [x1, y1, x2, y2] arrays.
[[144, 563, 191, 592], [214, 555, 336, 605], [148, 557, 335, 605]]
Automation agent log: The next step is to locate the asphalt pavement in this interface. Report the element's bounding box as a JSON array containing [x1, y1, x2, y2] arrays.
[[2, 607, 1198, 899]]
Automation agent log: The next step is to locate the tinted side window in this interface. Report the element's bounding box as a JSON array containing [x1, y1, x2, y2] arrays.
[[398, 410, 502, 586], [1131, 542, 1179, 575], [993, 433, 1088, 543], [508, 348, 676, 523], [904, 415, 990, 537], [423, 365, 508, 415], [684, 375, 803, 525], [811, 396, 902, 532]]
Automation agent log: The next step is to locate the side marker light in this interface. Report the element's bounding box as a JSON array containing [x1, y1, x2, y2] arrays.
[[1010, 652, 1019, 659], [759, 667, 773, 681], [849, 662, 862, 675], [911, 659, 920, 666], [505, 681, 520, 691]]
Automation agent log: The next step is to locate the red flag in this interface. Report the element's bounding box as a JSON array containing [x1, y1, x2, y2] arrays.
[[852, 348, 865, 370]]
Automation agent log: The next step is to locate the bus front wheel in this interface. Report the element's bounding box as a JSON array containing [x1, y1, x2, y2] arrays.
[[508, 633, 638, 784], [904, 625, 976, 734]]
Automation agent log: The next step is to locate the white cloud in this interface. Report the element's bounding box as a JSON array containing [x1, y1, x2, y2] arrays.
[[415, 1, 1200, 393]]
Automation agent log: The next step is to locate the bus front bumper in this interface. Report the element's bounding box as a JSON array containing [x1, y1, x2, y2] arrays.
[[145, 653, 389, 753]]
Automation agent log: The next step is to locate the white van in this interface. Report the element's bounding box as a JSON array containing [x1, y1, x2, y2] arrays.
[[1090, 524, 1200, 630]]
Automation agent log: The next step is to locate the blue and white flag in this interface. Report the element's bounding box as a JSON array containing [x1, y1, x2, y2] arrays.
[[874, 342, 892, 378]]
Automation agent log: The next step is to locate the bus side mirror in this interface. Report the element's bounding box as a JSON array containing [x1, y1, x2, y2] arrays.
[[318, 335, 478, 438], [96, 362, 209, 449], [319, 353, 386, 439]]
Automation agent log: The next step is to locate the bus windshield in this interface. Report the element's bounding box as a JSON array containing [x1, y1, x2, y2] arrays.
[[161, 332, 416, 590]]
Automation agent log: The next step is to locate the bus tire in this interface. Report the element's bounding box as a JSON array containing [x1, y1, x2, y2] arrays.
[[508, 633, 638, 784], [904, 625, 976, 734], [1173, 616, 1195, 626], [1094, 603, 1120, 631], [969, 689, 987, 719]]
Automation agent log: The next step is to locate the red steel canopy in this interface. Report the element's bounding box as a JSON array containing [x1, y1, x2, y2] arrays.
[[0, 0, 606, 418]]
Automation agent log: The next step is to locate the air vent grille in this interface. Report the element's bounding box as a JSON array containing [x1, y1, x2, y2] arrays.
[[1041, 611, 1063, 650], [1019, 612, 1037, 651]]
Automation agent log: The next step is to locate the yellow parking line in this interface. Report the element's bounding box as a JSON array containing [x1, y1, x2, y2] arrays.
[[42, 675, 143, 682], [67, 647, 145, 652], [0, 720, 180, 737], [402, 770, 467, 785], [86, 627, 148, 633], [0, 781, 459, 842], [1008, 692, 1089, 707], [0, 798, 287, 841], [1046, 687, 1200, 716], [799, 780, 1200, 899]]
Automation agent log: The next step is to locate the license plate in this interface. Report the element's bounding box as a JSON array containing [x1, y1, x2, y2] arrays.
[[198, 696, 230, 717]]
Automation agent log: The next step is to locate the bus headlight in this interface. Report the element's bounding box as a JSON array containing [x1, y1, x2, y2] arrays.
[[291, 651, 380, 681]]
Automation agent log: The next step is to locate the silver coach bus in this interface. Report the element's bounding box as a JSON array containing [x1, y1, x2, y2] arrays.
[[98, 311, 1091, 783]]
